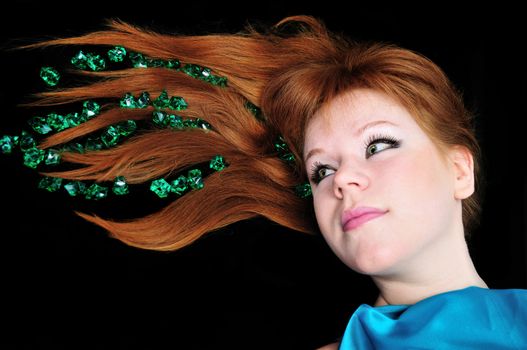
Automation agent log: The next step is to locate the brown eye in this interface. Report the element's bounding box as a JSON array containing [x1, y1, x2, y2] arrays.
[[309, 162, 335, 184], [364, 135, 401, 159], [366, 142, 392, 157], [317, 167, 334, 179]]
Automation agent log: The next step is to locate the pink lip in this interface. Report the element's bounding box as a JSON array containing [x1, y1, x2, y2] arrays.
[[342, 206, 387, 232]]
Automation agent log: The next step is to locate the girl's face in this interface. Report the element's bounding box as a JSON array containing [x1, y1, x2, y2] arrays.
[[303, 89, 470, 277]]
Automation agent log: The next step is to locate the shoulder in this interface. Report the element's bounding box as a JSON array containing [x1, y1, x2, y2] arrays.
[[316, 342, 339, 350]]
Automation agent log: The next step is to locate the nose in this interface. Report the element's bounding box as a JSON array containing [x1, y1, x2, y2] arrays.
[[332, 163, 370, 199]]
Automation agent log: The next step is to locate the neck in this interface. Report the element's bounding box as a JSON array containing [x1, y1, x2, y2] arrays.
[[372, 232, 488, 307]]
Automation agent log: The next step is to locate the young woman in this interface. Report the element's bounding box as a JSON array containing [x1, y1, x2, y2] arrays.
[[2, 14, 525, 349]]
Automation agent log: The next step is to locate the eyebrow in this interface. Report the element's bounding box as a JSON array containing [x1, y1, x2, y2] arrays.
[[304, 120, 398, 163]]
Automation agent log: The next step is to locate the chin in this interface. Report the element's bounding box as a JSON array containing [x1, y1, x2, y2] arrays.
[[344, 248, 400, 276]]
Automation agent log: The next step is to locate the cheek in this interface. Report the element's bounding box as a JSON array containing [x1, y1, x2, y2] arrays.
[[381, 151, 454, 233], [312, 190, 338, 238]]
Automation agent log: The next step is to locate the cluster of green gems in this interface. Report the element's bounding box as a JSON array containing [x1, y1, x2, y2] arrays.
[[244, 101, 312, 198], [31, 46, 310, 198], [150, 155, 228, 198], [38, 176, 129, 200], [41, 46, 228, 88], [69, 46, 228, 87], [120, 90, 188, 111], [15, 154, 228, 200]]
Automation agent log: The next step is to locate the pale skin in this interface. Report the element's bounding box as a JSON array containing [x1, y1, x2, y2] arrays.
[[309, 89, 487, 349]]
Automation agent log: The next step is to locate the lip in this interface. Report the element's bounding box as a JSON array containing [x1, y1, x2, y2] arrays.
[[342, 206, 387, 232]]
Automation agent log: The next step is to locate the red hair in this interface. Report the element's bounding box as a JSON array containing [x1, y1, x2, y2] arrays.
[[261, 18, 484, 236], [14, 15, 483, 251]]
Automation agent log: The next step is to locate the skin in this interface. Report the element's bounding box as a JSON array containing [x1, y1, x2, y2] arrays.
[[304, 88, 487, 311], [309, 88, 488, 350]]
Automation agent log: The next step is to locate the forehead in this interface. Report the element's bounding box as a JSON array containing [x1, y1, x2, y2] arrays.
[[309, 89, 407, 133]]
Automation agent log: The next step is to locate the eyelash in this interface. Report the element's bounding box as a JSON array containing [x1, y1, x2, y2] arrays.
[[308, 133, 401, 185]]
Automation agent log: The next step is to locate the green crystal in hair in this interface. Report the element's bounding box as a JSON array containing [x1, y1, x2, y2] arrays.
[[64, 181, 87, 196], [28, 116, 52, 135], [112, 176, 129, 195], [187, 169, 204, 190], [82, 101, 101, 119], [85, 183, 109, 200], [150, 178, 172, 198], [19, 131, 36, 152], [0, 135, 16, 154], [153, 90, 170, 109], [47, 113, 69, 131], [295, 183, 312, 198], [168, 96, 188, 111], [120, 93, 138, 108], [40, 67, 60, 87], [38, 176, 63, 192], [170, 175, 188, 196], [23, 147, 45, 168], [44, 149, 61, 166], [108, 46, 127, 62], [209, 155, 227, 171]]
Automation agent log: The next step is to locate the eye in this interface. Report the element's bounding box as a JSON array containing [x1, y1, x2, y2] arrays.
[[364, 133, 401, 158], [309, 161, 335, 185]]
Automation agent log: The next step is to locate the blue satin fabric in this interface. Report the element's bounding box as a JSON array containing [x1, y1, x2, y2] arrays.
[[338, 287, 527, 349]]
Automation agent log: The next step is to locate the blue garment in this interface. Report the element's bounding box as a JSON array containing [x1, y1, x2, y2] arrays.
[[339, 287, 527, 349]]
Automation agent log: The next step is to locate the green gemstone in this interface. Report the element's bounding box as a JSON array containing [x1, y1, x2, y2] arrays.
[[274, 136, 289, 153], [116, 120, 137, 136], [40, 66, 60, 87], [44, 149, 61, 165], [181, 63, 227, 87], [71, 51, 88, 69], [23, 147, 45, 168], [38, 176, 63, 192], [120, 93, 137, 108], [152, 110, 168, 127], [195, 118, 211, 131], [182, 64, 203, 78], [187, 169, 204, 190], [170, 175, 188, 195], [209, 155, 227, 171], [245, 101, 264, 121], [183, 118, 198, 128], [146, 58, 164, 67], [150, 178, 172, 198], [85, 137, 104, 151], [101, 126, 120, 147], [47, 113, 69, 131], [82, 100, 101, 118], [108, 46, 127, 62], [85, 183, 109, 200], [86, 52, 106, 71], [153, 90, 170, 109], [64, 181, 87, 196], [295, 183, 312, 198], [165, 59, 181, 69], [200, 67, 212, 79], [65, 112, 86, 127], [168, 96, 188, 110], [210, 75, 228, 87], [19, 131, 36, 151], [63, 142, 84, 153], [280, 152, 295, 164], [129, 52, 147, 68], [112, 176, 129, 195], [167, 115, 184, 129], [136, 92, 151, 108], [28, 116, 52, 135], [0, 135, 15, 154]]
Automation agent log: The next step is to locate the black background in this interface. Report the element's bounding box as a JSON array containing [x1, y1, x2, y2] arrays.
[[0, 2, 525, 349]]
